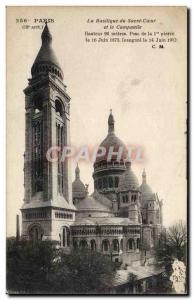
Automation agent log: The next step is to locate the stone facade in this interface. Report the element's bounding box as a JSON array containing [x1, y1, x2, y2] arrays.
[[21, 24, 163, 266]]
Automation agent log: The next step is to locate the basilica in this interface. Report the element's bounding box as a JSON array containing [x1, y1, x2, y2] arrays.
[[21, 23, 163, 265]]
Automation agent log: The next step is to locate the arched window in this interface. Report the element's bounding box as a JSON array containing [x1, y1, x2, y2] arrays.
[[55, 99, 64, 118], [79, 240, 88, 249], [34, 98, 43, 112], [102, 240, 110, 252], [32, 121, 43, 193], [108, 177, 113, 188], [98, 178, 102, 189], [29, 224, 43, 241], [127, 238, 134, 251], [115, 177, 119, 188], [73, 240, 78, 249], [90, 240, 96, 251], [67, 228, 70, 246], [62, 227, 70, 247], [62, 228, 66, 247], [137, 238, 140, 249], [120, 239, 123, 251], [103, 177, 107, 189], [112, 239, 119, 252]]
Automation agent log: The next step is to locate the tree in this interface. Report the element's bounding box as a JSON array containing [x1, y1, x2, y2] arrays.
[[6, 238, 59, 294], [50, 248, 116, 294], [154, 221, 187, 294], [7, 238, 115, 294], [167, 221, 187, 261], [156, 221, 187, 264]]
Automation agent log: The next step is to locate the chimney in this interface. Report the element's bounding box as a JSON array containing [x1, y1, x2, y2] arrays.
[[16, 214, 20, 241]]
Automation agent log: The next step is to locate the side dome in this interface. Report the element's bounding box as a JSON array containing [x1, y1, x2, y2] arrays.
[[31, 23, 63, 80], [72, 165, 86, 200], [118, 161, 139, 191], [139, 169, 153, 201]]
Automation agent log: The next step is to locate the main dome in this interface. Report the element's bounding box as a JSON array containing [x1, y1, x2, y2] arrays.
[[95, 110, 127, 163], [118, 162, 139, 191]]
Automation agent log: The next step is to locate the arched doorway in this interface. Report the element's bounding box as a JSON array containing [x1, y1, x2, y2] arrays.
[[90, 240, 96, 251], [137, 238, 140, 249], [79, 240, 88, 249], [120, 239, 123, 251], [73, 240, 78, 249], [112, 239, 119, 252], [102, 239, 110, 252], [61, 226, 70, 247], [127, 238, 134, 251], [28, 224, 43, 241]]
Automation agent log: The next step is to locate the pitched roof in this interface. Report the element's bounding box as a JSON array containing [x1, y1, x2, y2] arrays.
[[76, 195, 111, 212]]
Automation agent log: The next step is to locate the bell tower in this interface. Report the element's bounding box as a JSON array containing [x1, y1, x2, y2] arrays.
[[21, 23, 76, 244]]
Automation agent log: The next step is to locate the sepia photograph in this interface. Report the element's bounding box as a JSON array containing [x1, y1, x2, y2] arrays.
[[6, 6, 188, 295]]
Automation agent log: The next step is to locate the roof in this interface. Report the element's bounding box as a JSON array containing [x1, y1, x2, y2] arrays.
[[72, 216, 140, 226], [21, 192, 76, 211], [113, 265, 164, 287], [118, 162, 139, 191], [91, 190, 112, 208], [76, 195, 111, 212], [31, 24, 63, 79]]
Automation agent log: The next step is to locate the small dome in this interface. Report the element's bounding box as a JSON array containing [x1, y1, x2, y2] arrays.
[[139, 169, 153, 201], [72, 165, 86, 200], [118, 161, 139, 191]]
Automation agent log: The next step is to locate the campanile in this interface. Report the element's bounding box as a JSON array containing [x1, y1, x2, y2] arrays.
[[21, 23, 75, 243]]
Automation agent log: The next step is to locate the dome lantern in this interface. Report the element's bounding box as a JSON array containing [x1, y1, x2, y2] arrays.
[[108, 109, 115, 134], [75, 164, 80, 180], [142, 168, 146, 184]]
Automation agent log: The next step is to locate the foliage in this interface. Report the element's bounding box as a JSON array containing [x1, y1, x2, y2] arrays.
[[50, 248, 115, 294], [6, 238, 58, 293], [154, 220, 187, 294], [155, 221, 187, 264], [6, 238, 115, 294]]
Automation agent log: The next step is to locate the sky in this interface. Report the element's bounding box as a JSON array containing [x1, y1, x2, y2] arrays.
[[6, 6, 187, 236]]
